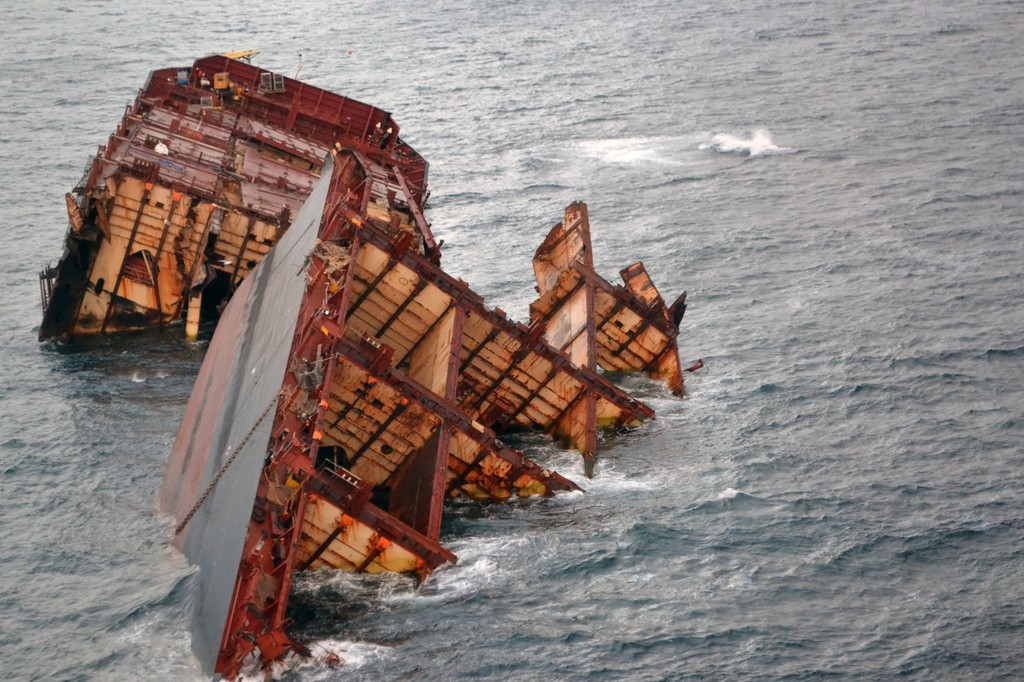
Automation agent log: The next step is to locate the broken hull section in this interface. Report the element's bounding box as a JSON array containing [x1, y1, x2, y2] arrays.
[[160, 150, 336, 674], [39, 55, 429, 342], [531, 202, 689, 399], [162, 143, 695, 677]]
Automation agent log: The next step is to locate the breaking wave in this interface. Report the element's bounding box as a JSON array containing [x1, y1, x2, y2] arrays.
[[578, 137, 687, 166], [240, 639, 392, 681], [717, 487, 740, 500], [700, 129, 792, 156]]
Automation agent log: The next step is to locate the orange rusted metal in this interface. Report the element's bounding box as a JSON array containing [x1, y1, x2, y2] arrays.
[[39, 55, 428, 342], [531, 202, 690, 397], [150, 57, 698, 680]]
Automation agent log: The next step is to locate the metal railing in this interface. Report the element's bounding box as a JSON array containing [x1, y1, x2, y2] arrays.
[[38, 264, 57, 312]]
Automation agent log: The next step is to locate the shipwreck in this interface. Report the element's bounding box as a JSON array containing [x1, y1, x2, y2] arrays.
[[38, 52, 427, 341], [40, 55, 696, 678]]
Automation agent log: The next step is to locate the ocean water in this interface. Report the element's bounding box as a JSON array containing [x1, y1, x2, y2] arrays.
[[2, 1, 1023, 679]]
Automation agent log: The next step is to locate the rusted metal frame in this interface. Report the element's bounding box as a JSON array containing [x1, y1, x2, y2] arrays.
[[304, 468, 372, 512], [267, 489, 310, 630], [297, 524, 345, 572], [244, 129, 322, 167], [580, 270, 673, 364], [594, 299, 657, 368], [345, 257, 396, 320], [545, 268, 596, 459], [216, 204, 358, 674], [571, 261, 678, 338], [150, 195, 179, 324], [331, 336, 580, 494], [354, 222, 485, 307], [533, 221, 571, 266], [290, 228, 363, 467], [460, 318, 545, 415], [318, 229, 363, 433], [287, 285, 336, 375], [216, 565, 261, 674], [425, 306, 466, 535], [460, 325, 503, 371], [345, 149, 378, 215], [328, 382, 369, 430], [595, 295, 628, 341], [354, 544, 387, 573], [581, 278, 599, 460], [650, 344, 684, 379], [556, 314, 589, 354], [217, 553, 255, 670], [375, 277, 428, 339], [442, 307, 466, 403], [444, 427, 578, 495], [606, 316, 653, 361], [345, 298, 425, 359], [445, 378, 576, 493], [546, 384, 589, 434], [529, 270, 588, 350], [352, 502, 456, 569], [321, 158, 360, 230], [465, 340, 537, 415], [215, 388, 319, 666], [494, 364, 561, 430], [580, 392, 599, 478], [307, 219, 362, 350], [381, 304, 463, 508], [597, 333, 651, 369], [216, 466, 298, 679], [395, 299, 455, 366], [585, 272, 598, 371], [94, 196, 113, 241], [352, 224, 654, 418], [345, 402, 409, 469], [304, 474, 456, 568], [591, 297, 652, 368], [392, 165, 437, 254], [246, 383, 322, 647], [443, 445, 494, 493], [346, 294, 421, 352], [177, 206, 219, 318], [100, 185, 152, 332]]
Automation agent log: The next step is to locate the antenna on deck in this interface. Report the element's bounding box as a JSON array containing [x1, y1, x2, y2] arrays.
[[295, 53, 303, 80]]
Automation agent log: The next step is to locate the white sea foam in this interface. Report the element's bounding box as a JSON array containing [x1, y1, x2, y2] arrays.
[[420, 534, 533, 599], [130, 372, 145, 383], [578, 137, 688, 166], [716, 487, 740, 500], [239, 640, 392, 681], [700, 129, 792, 157], [586, 462, 666, 493]]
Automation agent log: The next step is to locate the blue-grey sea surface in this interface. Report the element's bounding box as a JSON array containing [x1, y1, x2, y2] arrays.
[[1, 1, 1022, 680]]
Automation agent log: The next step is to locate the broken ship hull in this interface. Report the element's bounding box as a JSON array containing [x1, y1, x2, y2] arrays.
[[39, 54, 428, 342], [162, 137, 694, 677]]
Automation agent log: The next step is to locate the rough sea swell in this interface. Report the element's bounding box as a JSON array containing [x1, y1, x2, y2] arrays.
[[2, 1, 1023, 680]]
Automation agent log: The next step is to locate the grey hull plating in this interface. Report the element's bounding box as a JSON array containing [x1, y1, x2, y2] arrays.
[[159, 154, 334, 674]]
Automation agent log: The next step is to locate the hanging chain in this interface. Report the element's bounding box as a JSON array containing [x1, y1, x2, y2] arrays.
[[174, 391, 283, 535]]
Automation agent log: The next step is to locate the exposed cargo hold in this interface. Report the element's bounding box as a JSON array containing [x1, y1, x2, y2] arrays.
[[162, 139, 694, 677], [49, 55, 698, 679], [38, 53, 427, 341]]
